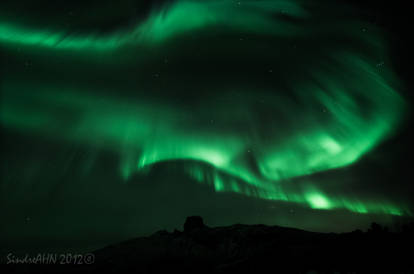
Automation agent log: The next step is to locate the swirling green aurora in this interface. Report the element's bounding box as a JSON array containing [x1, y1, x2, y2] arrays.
[[0, 0, 411, 217]]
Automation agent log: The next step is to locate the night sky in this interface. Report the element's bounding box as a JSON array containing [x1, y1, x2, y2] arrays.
[[1, 0, 413, 254]]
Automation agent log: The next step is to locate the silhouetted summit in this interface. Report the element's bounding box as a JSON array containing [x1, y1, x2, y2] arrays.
[[184, 216, 206, 233]]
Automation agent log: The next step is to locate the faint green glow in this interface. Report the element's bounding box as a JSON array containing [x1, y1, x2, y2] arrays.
[[0, 0, 410, 216], [0, 0, 310, 52], [0, 0, 307, 51], [214, 174, 225, 192], [342, 200, 369, 214]]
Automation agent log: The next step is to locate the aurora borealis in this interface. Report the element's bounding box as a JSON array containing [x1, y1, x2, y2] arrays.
[[1, 0, 413, 253]]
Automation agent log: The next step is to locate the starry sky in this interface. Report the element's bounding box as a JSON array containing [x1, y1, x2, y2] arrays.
[[1, 0, 413, 254]]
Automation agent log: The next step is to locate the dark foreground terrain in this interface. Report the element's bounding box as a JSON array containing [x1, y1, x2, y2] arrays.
[[2, 216, 414, 273]]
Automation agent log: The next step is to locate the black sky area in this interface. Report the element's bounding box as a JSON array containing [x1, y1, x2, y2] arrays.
[[0, 0, 413, 256]]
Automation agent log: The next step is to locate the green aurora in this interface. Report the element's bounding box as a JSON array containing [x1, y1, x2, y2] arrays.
[[0, 0, 411, 220]]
